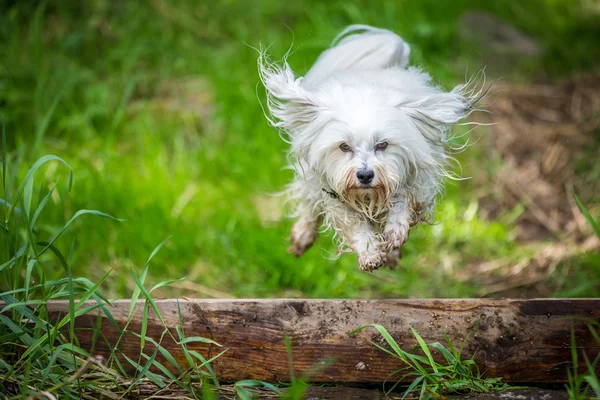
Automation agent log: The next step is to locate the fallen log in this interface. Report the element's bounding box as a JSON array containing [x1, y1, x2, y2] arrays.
[[44, 299, 599, 383]]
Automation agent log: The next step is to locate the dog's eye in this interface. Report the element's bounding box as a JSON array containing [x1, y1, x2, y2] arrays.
[[375, 142, 389, 151], [339, 143, 352, 152]]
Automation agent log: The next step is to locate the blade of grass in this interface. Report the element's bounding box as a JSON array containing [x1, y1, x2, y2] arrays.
[[140, 301, 149, 349], [129, 267, 166, 326], [178, 336, 222, 347], [38, 209, 124, 256], [571, 186, 600, 238], [128, 236, 171, 317], [24, 258, 37, 299], [128, 330, 184, 375], [401, 375, 425, 400], [120, 350, 166, 389], [410, 326, 438, 373], [2, 124, 7, 200], [234, 380, 282, 395], [7, 155, 73, 223], [23, 168, 34, 220], [30, 183, 56, 230]]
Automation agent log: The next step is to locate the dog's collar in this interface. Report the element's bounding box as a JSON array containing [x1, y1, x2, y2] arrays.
[[322, 188, 339, 200]]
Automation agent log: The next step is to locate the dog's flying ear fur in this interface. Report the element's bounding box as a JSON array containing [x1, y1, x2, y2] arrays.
[[402, 88, 470, 126], [398, 84, 478, 146], [258, 54, 321, 137]]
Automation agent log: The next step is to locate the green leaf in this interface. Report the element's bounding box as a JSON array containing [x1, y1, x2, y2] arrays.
[[235, 385, 253, 400], [410, 326, 438, 373], [588, 323, 600, 345], [350, 324, 404, 358], [571, 186, 600, 238], [8, 155, 73, 223], [23, 169, 34, 218], [2, 124, 7, 201], [476, 380, 493, 392], [178, 336, 222, 347], [430, 342, 456, 365], [130, 267, 166, 326], [0, 244, 26, 273], [129, 237, 170, 317], [584, 374, 600, 398], [402, 375, 425, 400], [67, 241, 76, 346], [187, 349, 228, 369], [0, 299, 45, 313], [0, 198, 22, 215], [443, 331, 458, 357], [39, 209, 124, 256], [120, 350, 166, 389], [35, 241, 69, 271], [42, 343, 90, 384], [187, 348, 227, 387], [25, 258, 37, 298], [149, 277, 185, 293], [73, 276, 113, 308], [128, 330, 183, 374], [141, 302, 149, 350], [235, 380, 282, 395], [30, 183, 56, 229], [139, 351, 178, 381]]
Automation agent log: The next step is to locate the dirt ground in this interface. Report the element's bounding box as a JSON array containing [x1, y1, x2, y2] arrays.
[[459, 74, 600, 297]]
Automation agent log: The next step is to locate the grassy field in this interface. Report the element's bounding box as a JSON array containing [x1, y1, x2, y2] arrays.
[[1, 0, 599, 299]]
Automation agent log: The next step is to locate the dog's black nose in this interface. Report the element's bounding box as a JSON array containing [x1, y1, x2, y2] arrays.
[[357, 169, 374, 184]]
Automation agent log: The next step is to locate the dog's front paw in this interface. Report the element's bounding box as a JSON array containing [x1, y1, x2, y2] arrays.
[[383, 223, 410, 252], [288, 219, 318, 258], [358, 251, 386, 272]]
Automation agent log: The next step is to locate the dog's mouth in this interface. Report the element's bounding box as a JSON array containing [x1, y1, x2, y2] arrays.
[[351, 184, 375, 190], [342, 185, 390, 221]]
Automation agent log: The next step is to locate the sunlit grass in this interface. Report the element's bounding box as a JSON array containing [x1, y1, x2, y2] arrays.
[[1, 0, 599, 299]]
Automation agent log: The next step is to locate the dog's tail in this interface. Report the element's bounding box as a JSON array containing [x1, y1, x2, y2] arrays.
[[304, 25, 411, 84]]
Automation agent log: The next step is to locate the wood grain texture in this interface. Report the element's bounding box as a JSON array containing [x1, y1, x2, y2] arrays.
[[44, 299, 600, 383]]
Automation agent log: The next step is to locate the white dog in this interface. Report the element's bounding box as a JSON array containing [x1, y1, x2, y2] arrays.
[[258, 25, 483, 271]]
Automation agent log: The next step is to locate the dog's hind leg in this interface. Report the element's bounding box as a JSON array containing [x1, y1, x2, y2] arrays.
[[384, 248, 402, 270], [288, 213, 320, 258]]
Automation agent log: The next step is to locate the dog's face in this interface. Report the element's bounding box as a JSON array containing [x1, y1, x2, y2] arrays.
[[305, 88, 411, 217], [260, 62, 471, 218]]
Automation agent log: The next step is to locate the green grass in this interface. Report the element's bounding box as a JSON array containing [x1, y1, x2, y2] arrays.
[[0, 139, 315, 398], [350, 323, 511, 399], [1, 0, 599, 299], [566, 319, 600, 400], [0, 145, 232, 398]]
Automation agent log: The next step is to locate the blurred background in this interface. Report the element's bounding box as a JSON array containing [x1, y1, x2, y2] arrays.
[[1, 0, 598, 299]]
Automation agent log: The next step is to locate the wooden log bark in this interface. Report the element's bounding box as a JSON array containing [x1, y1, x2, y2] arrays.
[[44, 299, 599, 383]]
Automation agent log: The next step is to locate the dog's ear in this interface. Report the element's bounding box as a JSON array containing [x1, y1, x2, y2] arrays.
[[258, 56, 320, 135], [402, 89, 471, 126], [398, 87, 473, 144]]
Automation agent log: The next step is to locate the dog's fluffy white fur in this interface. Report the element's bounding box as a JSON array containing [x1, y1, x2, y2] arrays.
[[258, 25, 483, 271]]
